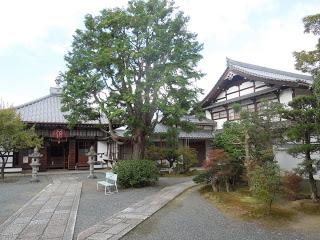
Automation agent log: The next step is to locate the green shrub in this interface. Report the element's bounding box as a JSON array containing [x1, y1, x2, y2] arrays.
[[248, 161, 281, 214], [175, 147, 198, 173], [113, 160, 159, 188], [193, 170, 212, 184]]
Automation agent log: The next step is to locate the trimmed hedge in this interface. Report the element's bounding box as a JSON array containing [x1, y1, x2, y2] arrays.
[[113, 160, 159, 188]]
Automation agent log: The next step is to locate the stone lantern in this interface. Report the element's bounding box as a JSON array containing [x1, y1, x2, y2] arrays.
[[29, 147, 43, 182], [86, 145, 97, 179]]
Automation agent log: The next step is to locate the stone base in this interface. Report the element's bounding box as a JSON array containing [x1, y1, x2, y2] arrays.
[[30, 178, 40, 182]]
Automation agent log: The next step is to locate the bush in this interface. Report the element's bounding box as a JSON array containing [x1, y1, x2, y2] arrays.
[[193, 170, 212, 184], [175, 147, 198, 173], [113, 160, 159, 188], [145, 145, 165, 160], [282, 172, 303, 200], [248, 161, 281, 214]]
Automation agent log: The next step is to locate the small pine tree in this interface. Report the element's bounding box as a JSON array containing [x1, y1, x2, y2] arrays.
[[249, 161, 281, 214]]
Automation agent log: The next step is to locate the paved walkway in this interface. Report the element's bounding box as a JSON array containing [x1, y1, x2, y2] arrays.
[[123, 186, 319, 240], [77, 181, 195, 240], [0, 176, 82, 240]]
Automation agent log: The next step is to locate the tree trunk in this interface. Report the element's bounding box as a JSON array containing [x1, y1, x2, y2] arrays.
[[1, 161, 5, 181], [211, 176, 218, 192], [305, 133, 319, 202], [132, 129, 145, 160], [268, 198, 273, 215], [308, 171, 319, 202], [225, 179, 230, 192]]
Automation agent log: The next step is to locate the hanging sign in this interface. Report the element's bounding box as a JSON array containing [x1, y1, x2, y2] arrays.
[[53, 129, 65, 144]]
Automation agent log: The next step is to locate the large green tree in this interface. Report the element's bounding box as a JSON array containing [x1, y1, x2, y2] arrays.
[[291, 13, 320, 201], [59, 0, 203, 159], [279, 96, 319, 201], [0, 108, 42, 180]]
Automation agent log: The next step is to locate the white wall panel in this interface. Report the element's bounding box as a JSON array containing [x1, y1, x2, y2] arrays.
[[215, 118, 227, 130], [240, 81, 253, 89], [97, 141, 108, 162], [255, 81, 265, 87], [227, 92, 239, 99], [279, 88, 292, 105], [217, 91, 226, 99], [240, 88, 254, 96], [226, 86, 238, 93]]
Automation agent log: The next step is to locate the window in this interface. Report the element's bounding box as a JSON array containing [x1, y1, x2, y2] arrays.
[[78, 141, 95, 156], [242, 104, 255, 112], [228, 109, 240, 120], [212, 110, 227, 120]]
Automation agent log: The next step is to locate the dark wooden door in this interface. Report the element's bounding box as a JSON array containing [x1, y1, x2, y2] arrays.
[[189, 141, 206, 166], [48, 143, 66, 169]]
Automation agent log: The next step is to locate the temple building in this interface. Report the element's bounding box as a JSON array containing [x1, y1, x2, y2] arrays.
[[7, 87, 111, 172], [3, 87, 214, 172], [201, 58, 318, 177], [202, 58, 312, 129]]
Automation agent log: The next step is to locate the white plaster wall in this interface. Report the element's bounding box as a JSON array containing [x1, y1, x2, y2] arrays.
[[97, 141, 108, 162], [279, 88, 292, 105], [227, 92, 239, 99], [205, 110, 211, 119], [240, 81, 253, 89], [216, 118, 227, 129], [0, 151, 13, 167], [255, 81, 265, 87], [217, 91, 226, 98], [275, 148, 320, 180], [240, 88, 254, 96], [0, 157, 13, 167], [227, 86, 238, 93]]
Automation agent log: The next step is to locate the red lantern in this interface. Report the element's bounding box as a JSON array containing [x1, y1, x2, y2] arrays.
[[53, 129, 65, 144]]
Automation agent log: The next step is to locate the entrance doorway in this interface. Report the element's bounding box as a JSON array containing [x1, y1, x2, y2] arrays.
[[48, 142, 67, 169]]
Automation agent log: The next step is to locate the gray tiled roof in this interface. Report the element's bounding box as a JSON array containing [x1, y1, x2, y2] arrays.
[[15, 87, 108, 124], [115, 123, 214, 140], [154, 123, 214, 139], [180, 115, 215, 125], [227, 58, 313, 84]]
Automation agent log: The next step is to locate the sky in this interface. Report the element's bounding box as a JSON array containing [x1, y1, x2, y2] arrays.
[[0, 0, 319, 106]]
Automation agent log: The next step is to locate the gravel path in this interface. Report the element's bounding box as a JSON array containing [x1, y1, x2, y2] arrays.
[[123, 186, 320, 240], [73, 173, 191, 239], [0, 175, 51, 225]]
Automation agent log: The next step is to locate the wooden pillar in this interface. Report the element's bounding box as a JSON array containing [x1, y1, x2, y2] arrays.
[[224, 105, 229, 121], [68, 139, 76, 170], [252, 98, 258, 112], [39, 144, 48, 172]]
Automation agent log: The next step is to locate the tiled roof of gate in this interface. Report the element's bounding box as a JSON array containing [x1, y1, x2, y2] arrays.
[[154, 123, 214, 139], [115, 122, 214, 140], [15, 87, 108, 124], [227, 58, 313, 84]]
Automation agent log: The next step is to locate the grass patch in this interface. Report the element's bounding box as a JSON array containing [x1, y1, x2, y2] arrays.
[[291, 200, 320, 215], [200, 185, 296, 226]]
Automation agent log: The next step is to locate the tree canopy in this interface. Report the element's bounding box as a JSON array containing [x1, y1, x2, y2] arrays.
[[0, 108, 42, 180], [59, 0, 204, 159]]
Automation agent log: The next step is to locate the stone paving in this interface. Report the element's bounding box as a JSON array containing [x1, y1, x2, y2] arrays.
[[0, 176, 82, 240], [77, 181, 195, 240]]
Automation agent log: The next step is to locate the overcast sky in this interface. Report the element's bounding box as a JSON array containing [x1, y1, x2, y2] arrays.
[[1, 0, 319, 106]]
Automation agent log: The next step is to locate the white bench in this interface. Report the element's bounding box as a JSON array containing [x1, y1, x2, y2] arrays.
[[97, 172, 118, 195]]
